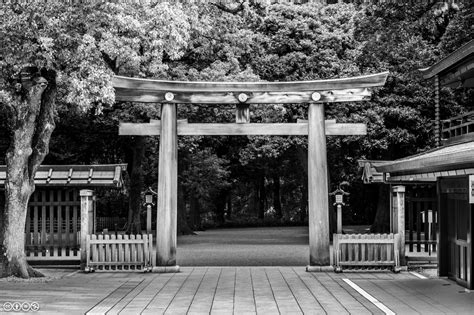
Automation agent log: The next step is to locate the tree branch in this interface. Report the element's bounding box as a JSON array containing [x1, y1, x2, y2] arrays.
[[211, 1, 246, 14], [28, 69, 57, 180], [101, 51, 119, 75]]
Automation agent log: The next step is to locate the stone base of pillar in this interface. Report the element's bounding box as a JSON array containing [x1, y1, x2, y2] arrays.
[[152, 265, 180, 273], [306, 265, 334, 272]]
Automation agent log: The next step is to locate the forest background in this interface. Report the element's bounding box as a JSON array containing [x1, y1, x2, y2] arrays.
[[1, 1, 473, 243]]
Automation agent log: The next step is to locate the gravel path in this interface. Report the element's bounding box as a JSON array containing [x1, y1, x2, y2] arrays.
[[177, 226, 309, 266]]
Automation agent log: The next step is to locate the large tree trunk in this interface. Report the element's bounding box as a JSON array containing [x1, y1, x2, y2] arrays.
[[272, 174, 282, 219], [371, 184, 391, 233], [1, 68, 56, 278], [126, 137, 145, 234]]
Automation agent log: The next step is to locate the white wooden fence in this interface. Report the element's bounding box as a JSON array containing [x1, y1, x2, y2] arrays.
[[333, 233, 401, 272], [85, 234, 153, 272]]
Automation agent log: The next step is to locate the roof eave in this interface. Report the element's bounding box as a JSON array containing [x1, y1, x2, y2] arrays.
[[419, 39, 474, 80]]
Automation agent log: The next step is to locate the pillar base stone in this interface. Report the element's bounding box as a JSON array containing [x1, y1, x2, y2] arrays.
[[306, 265, 334, 272], [152, 265, 180, 273]]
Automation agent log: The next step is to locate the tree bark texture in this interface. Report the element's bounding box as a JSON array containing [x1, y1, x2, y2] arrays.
[[126, 137, 145, 234], [1, 68, 56, 278]]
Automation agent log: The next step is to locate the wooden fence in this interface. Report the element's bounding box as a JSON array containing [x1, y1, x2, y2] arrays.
[[85, 234, 153, 272], [406, 197, 437, 253], [25, 189, 81, 261], [333, 233, 401, 272]]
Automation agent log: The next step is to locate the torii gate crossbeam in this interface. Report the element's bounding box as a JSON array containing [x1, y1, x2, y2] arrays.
[[115, 71, 388, 272]]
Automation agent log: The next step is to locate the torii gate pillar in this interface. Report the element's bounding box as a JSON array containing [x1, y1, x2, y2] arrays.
[[307, 103, 331, 268], [154, 103, 179, 272]]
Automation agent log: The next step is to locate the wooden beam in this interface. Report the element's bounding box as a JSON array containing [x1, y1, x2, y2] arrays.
[[119, 121, 367, 136], [236, 104, 250, 123], [113, 72, 389, 93], [308, 103, 330, 266], [114, 88, 373, 104]]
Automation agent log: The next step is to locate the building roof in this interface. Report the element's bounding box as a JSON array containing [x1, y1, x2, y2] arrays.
[[0, 164, 127, 188], [419, 39, 474, 88], [372, 41, 474, 184], [374, 141, 474, 183]]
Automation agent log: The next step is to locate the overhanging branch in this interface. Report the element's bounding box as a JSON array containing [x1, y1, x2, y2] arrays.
[[211, 0, 246, 14]]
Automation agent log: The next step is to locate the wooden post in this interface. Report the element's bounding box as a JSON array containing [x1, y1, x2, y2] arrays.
[[307, 103, 331, 270], [154, 103, 179, 272], [146, 204, 152, 234], [92, 194, 97, 234], [392, 185, 406, 266], [336, 204, 342, 234], [434, 75, 440, 147], [80, 189, 94, 271], [389, 184, 393, 232], [236, 104, 250, 123]]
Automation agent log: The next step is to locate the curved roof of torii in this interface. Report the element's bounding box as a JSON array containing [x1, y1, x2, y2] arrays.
[[113, 71, 389, 104]]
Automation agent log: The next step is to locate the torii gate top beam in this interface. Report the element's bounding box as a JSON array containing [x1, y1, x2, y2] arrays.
[[113, 72, 389, 104]]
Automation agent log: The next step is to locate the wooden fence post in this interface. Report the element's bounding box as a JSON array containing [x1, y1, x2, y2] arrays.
[[146, 204, 152, 234], [392, 185, 406, 266], [80, 189, 94, 271], [336, 204, 342, 234], [92, 194, 97, 234]]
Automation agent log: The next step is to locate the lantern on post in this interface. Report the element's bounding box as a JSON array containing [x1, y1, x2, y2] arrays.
[[329, 182, 350, 234], [144, 187, 157, 234]]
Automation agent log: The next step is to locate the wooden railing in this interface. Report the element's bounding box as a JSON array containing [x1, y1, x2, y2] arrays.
[[441, 111, 474, 145], [333, 233, 401, 272], [85, 234, 154, 272]]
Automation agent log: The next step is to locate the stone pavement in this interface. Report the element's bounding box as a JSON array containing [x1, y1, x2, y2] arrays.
[[0, 267, 473, 314]]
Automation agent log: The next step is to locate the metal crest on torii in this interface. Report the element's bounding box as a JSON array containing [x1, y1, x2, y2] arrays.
[[114, 71, 389, 272]]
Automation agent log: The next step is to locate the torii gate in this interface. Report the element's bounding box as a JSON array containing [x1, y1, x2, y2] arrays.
[[114, 72, 388, 272]]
